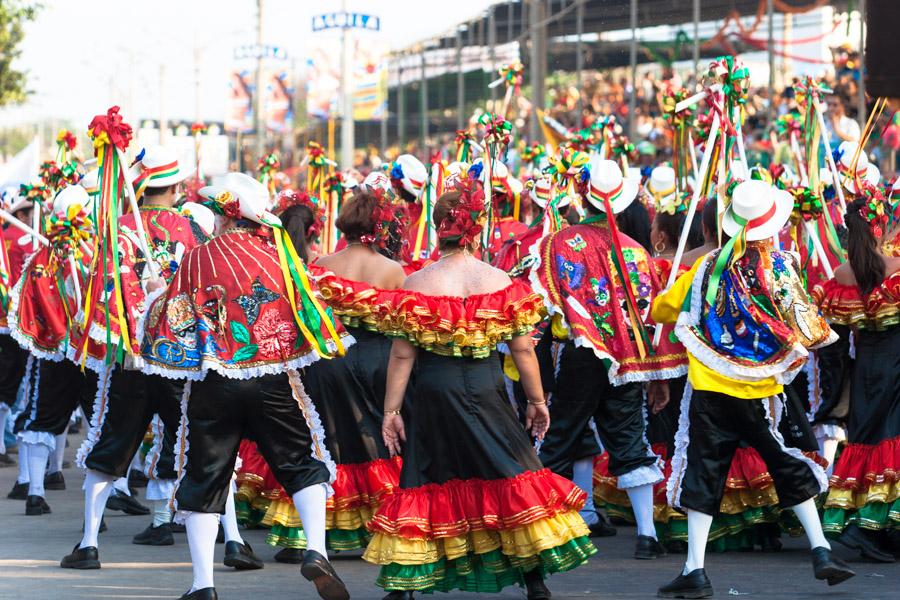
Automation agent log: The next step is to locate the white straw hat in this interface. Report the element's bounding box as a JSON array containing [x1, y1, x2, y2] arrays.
[[180, 201, 215, 236], [721, 180, 793, 241], [586, 157, 638, 214], [389, 154, 427, 199], [51, 185, 92, 219], [199, 172, 280, 227], [646, 165, 677, 206]]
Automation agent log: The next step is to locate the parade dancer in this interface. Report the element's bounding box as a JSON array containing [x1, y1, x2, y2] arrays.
[[141, 172, 352, 600], [653, 179, 854, 598], [366, 180, 596, 600], [530, 158, 686, 559]]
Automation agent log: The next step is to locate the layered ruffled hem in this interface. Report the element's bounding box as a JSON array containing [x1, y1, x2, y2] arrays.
[[813, 272, 900, 331], [379, 281, 545, 358], [368, 469, 587, 539], [828, 436, 900, 491], [823, 478, 900, 534], [364, 511, 596, 592]]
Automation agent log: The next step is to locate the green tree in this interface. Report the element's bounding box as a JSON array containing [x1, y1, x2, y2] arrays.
[[0, 2, 39, 107]]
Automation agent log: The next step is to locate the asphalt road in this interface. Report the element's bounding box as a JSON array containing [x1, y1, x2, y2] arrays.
[[0, 431, 897, 600]]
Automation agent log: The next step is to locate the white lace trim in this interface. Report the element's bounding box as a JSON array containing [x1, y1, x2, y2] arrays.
[[145, 477, 176, 502], [75, 366, 114, 469], [0, 326, 9, 335], [804, 353, 820, 421], [761, 395, 829, 495], [140, 334, 355, 382], [17, 430, 55, 450], [6, 250, 66, 362], [170, 381, 192, 515], [666, 381, 694, 509], [286, 368, 336, 495], [134, 285, 167, 348], [617, 395, 665, 489], [813, 423, 847, 443], [64, 343, 112, 375], [674, 256, 809, 385], [143, 414, 166, 479]]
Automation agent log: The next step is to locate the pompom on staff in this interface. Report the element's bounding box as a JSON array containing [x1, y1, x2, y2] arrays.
[[487, 61, 523, 116]]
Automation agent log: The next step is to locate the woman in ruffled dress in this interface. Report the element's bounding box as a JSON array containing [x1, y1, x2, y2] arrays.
[[365, 180, 596, 600], [815, 189, 900, 563]]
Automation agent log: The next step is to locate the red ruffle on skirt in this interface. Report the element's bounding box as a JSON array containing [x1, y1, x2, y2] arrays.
[[594, 443, 671, 504], [332, 456, 402, 511], [367, 468, 587, 539], [829, 435, 900, 491]]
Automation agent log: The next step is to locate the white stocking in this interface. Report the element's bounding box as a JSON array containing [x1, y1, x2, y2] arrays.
[[820, 438, 840, 478], [112, 476, 131, 496], [51, 428, 68, 473], [292, 483, 328, 557], [16, 441, 29, 484], [153, 500, 173, 527], [80, 469, 114, 549], [683, 509, 713, 574], [25, 442, 50, 497], [0, 404, 9, 454], [625, 483, 657, 539], [790, 498, 830, 550], [222, 481, 244, 544], [572, 457, 599, 525], [186, 512, 219, 592]]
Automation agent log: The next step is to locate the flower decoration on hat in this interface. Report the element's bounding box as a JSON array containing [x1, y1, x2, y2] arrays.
[[202, 190, 242, 220], [273, 188, 326, 239], [359, 188, 402, 251], [437, 179, 487, 248], [657, 190, 689, 216]]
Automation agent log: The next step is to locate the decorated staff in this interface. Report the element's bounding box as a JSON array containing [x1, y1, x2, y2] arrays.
[[477, 112, 512, 261], [191, 121, 207, 179], [488, 61, 523, 116], [661, 88, 696, 194], [324, 171, 345, 253], [544, 146, 589, 218], [257, 152, 280, 196], [795, 77, 846, 212], [454, 129, 482, 163], [708, 55, 750, 177]]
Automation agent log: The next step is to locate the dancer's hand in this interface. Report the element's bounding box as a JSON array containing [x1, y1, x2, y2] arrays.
[[382, 414, 406, 457], [526, 401, 550, 441], [647, 380, 670, 414]]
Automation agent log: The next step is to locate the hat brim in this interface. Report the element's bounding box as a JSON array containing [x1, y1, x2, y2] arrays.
[[7, 199, 33, 214], [144, 169, 191, 188], [197, 184, 281, 227], [587, 178, 638, 214], [721, 189, 793, 241]]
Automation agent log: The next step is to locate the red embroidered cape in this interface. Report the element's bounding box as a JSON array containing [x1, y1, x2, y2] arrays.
[[71, 207, 206, 369], [0, 233, 32, 333], [8, 246, 83, 360], [492, 223, 543, 280], [487, 216, 528, 258], [141, 227, 351, 380], [531, 222, 687, 384]]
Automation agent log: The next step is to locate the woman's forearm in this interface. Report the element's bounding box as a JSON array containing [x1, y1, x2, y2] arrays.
[[384, 340, 416, 412], [509, 336, 545, 404]]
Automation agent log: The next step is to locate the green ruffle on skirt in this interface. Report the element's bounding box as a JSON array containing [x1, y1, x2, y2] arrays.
[[266, 524, 373, 552], [376, 536, 596, 593], [823, 498, 900, 536], [235, 499, 267, 527]]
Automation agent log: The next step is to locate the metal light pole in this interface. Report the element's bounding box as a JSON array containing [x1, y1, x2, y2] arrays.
[[767, 0, 775, 121], [456, 29, 465, 130], [340, 0, 355, 169], [254, 0, 265, 159], [398, 53, 406, 146], [628, 0, 638, 139], [576, 0, 584, 116], [420, 48, 428, 152], [857, 0, 867, 128], [692, 0, 700, 78]]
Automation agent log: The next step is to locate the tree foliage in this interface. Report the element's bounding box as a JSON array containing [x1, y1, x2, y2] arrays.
[[0, 2, 39, 107]]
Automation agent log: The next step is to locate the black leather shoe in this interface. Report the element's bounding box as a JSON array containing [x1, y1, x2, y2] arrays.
[[0, 452, 15, 467], [274, 547, 305, 564], [811, 546, 855, 586], [838, 523, 895, 563], [382, 592, 415, 600], [133, 523, 174, 546], [179, 588, 217, 600], [170, 521, 186, 533], [635, 534, 667, 559], [128, 468, 148, 488], [588, 512, 617, 537], [657, 568, 713, 598], [223, 540, 264, 570], [106, 490, 150, 515], [60, 544, 100, 569], [44, 471, 66, 491], [7, 481, 28, 500], [524, 568, 552, 600], [25, 495, 51, 515], [301, 549, 350, 600]]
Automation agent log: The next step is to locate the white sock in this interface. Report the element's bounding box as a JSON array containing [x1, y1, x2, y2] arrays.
[[0, 405, 9, 454], [292, 483, 328, 556], [572, 457, 599, 526], [821, 438, 840, 478], [51, 428, 68, 473], [186, 512, 219, 592], [16, 441, 29, 484], [80, 469, 115, 549], [129, 449, 143, 473], [153, 499, 173, 528], [683, 509, 713, 574], [112, 476, 131, 496], [222, 484, 244, 544], [790, 498, 830, 550], [625, 483, 657, 539], [25, 442, 50, 497]]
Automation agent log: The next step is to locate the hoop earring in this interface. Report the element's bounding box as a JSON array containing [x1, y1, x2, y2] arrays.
[[653, 241, 666, 255]]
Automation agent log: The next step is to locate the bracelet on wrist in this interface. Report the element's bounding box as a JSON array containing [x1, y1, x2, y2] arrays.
[[384, 409, 402, 416], [527, 400, 547, 406]]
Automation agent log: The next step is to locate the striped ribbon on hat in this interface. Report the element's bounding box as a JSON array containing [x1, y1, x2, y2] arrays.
[[132, 160, 180, 201], [704, 200, 777, 305], [588, 180, 624, 211]]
